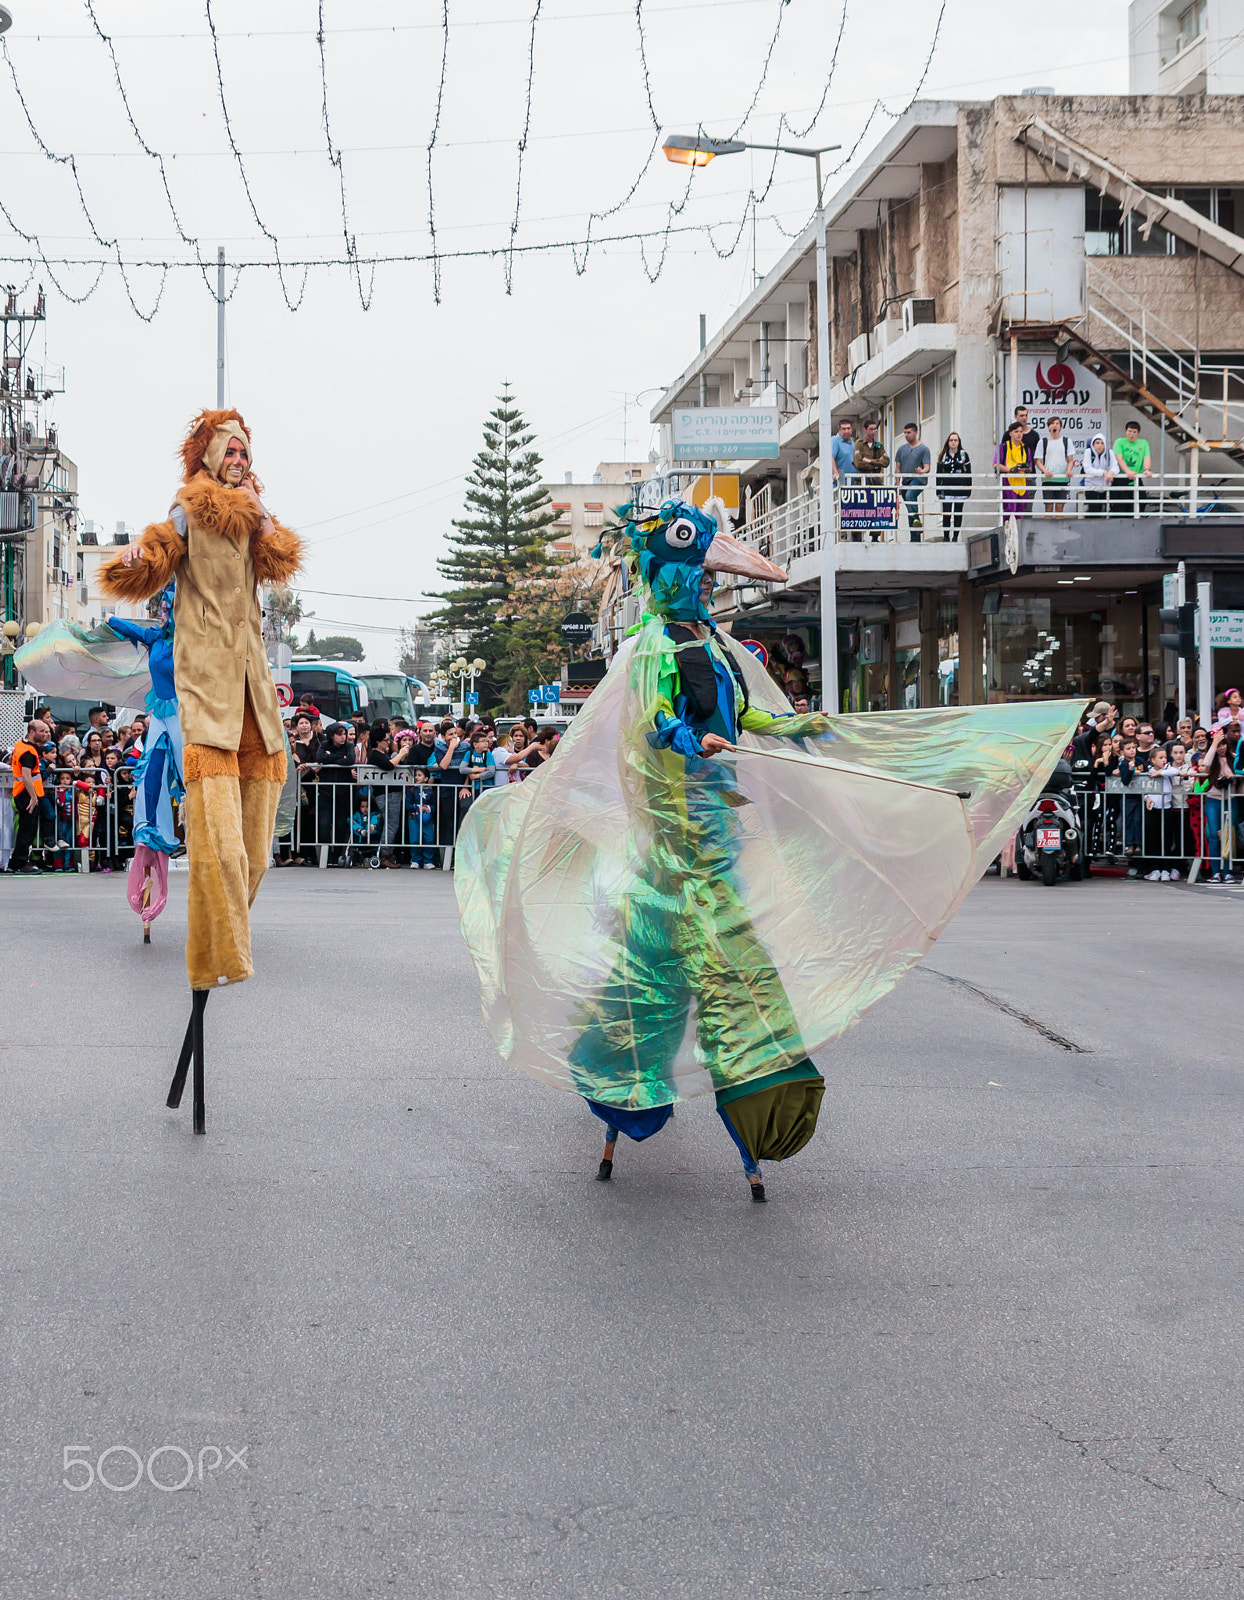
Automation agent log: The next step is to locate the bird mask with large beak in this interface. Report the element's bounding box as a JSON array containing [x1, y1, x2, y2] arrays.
[[609, 495, 786, 623]]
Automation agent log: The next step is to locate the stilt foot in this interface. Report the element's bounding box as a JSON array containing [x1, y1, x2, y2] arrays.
[[596, 1159, 613, 1182], [749, 1182, 767, 1203], [167, 990, 209, 1133]]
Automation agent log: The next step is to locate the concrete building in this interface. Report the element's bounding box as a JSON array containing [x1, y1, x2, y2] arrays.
[[77, 519, 147, 628], [542, 461, 650, 559], [1130, 0, 1244, 95], [635, 93, 1244, 723], [20, 439, 79, 629]]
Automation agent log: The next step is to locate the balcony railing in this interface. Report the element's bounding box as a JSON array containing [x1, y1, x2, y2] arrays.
[[736, 470, 1244, 561]]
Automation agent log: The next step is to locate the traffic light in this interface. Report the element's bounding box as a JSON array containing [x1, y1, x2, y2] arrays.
[[1158, 602, 1196, 660]]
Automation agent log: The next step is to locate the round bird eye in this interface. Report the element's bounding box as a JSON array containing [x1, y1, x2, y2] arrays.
[[664, 517, 698, 549]]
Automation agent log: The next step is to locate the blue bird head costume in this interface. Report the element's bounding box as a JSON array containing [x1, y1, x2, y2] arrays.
[[598, 496, 788, 623]]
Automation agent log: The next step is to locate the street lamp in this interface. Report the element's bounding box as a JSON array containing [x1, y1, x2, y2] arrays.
[[0, 9, 13, 36], [662, 131, 841, 712], [450, 655, 487, 712]]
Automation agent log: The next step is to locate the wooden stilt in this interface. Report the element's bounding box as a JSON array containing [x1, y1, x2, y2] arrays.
[[596, 1134, 616, 1182], [167, 990, 210, 1134], [141, 875, 152, 944]]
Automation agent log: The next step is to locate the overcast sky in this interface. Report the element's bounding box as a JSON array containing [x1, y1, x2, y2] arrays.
[[0, 0, 1132, 667]]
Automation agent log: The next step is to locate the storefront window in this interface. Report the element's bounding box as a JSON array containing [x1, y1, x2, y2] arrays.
[[937, 592, 959, 705], [985, 591, 1145, 706]]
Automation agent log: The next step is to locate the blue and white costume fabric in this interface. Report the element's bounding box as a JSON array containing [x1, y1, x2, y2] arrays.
[[107, 601, 183, 854]]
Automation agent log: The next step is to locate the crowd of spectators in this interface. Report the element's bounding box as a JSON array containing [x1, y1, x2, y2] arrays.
[[829, 406, 1158, 541], [1066, 693, 1244, 883], [1, 704, 151, 874], [278, 696, 562, 869], [0, 694, 564, 874]]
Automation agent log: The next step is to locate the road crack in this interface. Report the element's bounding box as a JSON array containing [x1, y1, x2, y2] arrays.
[[918, 968, 1088, 1053]]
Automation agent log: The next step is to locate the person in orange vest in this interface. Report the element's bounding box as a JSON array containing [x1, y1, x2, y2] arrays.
[[7, 715, 50, 875]]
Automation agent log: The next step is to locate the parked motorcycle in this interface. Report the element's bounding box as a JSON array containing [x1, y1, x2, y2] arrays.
[[1015, 760, 1086, 885]]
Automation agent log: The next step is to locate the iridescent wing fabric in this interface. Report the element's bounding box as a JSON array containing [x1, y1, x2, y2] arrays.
[[14, 619, 153, 707], [456, 621, 1082, 1109]]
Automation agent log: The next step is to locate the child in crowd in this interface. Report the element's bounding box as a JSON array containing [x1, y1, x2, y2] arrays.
[[350, 794, 382, 862], [407, 765, 438, 869], [52, 769, 75, 871], [1142, 747, 1178, 880], [1116, 736, 1143, 866]]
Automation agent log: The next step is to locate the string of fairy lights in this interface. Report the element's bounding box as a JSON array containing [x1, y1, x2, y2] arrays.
[[0, 0, 948, 317]]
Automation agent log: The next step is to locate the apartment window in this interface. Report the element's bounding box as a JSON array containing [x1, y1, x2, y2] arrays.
[[1087, 187, 1240, 258], [1175, 0, 1207, 50], [583, 510, 604, 527]]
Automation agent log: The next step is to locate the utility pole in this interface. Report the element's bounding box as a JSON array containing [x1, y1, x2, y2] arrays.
[[216, 246, 225, 407], [1197, 579, 1213, 727], [1177, 561, 1187, 724], [814, 151, 838, 713]]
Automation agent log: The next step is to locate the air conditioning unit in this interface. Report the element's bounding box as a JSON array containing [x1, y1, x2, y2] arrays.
[[902, 297, 936, 333], [79, 584, 88, 605], [847, 332, 871, 370], [872, 317, 903, 354]]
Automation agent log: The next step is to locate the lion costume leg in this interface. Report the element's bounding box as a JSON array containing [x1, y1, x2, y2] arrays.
[[183, 694, 286, 990]]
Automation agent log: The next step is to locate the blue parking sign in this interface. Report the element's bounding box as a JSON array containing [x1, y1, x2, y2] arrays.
[[465, 692, 479, 705]]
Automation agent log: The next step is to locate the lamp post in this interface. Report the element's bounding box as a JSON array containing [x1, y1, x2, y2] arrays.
[[0, 9, 13, 35], [450, 655, 487, 715], [663, 132, 840, 712]]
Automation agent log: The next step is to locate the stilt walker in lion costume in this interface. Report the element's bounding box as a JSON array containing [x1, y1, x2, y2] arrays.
[[100, 408, 303, 1133]]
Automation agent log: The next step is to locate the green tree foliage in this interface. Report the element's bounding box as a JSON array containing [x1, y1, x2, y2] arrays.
[[314, 635, 365, 662], [428, 385, 560, 709]]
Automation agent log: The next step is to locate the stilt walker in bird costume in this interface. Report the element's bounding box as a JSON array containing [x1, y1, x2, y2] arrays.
[[99, 408, 303, 1133], [106, 586, 182, 945], [456, 496, 1082, 1201]]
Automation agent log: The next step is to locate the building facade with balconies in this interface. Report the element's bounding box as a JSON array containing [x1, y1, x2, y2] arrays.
[[636, 92, 1244, 722]]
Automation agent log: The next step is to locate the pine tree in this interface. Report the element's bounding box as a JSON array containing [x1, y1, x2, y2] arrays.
[[428, 385, 560, 708]]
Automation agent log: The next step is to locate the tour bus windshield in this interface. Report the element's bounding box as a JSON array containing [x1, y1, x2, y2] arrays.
[[359, 674, 417, 725]]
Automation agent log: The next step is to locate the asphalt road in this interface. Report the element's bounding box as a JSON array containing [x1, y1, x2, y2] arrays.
[[3, 867, 1244, 1599]]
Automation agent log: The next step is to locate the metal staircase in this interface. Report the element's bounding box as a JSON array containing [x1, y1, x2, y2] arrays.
[[1007, 263, 1244, 467], [1018, 115, 1244, 277]]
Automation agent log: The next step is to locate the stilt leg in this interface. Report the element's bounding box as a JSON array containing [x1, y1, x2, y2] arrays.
[[141, 876, 152, 944], [143, 922, 152, 945], [748, 1163, 766, 1203], [167, 990, 210, 1130], [191, 990, 207, 1135], [596, 1130, 618, 1182], [166, 1013, 195, 1109]]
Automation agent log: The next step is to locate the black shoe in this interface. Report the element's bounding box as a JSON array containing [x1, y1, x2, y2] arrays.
[[9, 863, 42, 875], [596, 1159, 613, 1182], [750, 1182, 767, 1203]]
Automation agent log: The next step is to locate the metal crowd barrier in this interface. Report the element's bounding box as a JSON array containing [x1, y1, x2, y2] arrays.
[[285, 765, 474, 869], [1071, 775, 1243, 880], [0, 766, 141, 874], [0, 761, 505, 873]]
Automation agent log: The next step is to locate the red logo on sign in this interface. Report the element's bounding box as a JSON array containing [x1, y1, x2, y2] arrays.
[[1035, 361, 1075, 397]]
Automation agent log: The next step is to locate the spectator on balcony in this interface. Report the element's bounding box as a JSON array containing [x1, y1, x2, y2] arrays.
[[1081, 435, 1117, 516], [934, 432, 972, 541], [895, 421, 931, 541], [1112, 420, 1152, 516], [994, 420, 1035, 521], [830, 419, 857, 485], [1035, 416, 1074, 517], [853, 419, 889, 481], [1013, 405, 1040, 459]]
